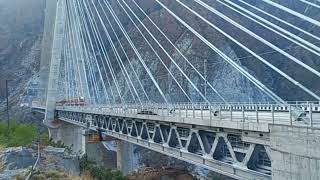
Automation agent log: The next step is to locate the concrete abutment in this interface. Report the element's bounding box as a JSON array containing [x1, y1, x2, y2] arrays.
[[270, 124, 320, 180]]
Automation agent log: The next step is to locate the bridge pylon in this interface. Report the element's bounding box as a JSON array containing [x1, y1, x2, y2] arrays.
[[42, 0, 85, 154]]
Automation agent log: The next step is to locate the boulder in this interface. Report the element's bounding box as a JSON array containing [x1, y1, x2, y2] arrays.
[[1, 147, 36, 170]]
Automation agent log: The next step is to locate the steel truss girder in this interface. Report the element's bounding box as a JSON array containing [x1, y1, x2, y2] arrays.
[[56, 110, 271, 180]]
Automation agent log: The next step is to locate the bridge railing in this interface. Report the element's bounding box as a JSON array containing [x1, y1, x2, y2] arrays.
[[56, 102, 320, 128]]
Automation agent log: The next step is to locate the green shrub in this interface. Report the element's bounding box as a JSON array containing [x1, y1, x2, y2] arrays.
[[7, 124, 37, 147], [0, 120, 37, 147], [79, 154, 96, 173], [40, 131, 50, 146], [79, 154, 126, 180]]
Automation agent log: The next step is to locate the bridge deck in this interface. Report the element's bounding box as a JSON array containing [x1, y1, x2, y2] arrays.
[[53, 103, 320, 132]]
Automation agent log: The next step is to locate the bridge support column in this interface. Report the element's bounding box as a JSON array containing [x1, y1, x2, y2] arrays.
[[117, 140, 134, 175], [48, 121, 85, 155], [85, 132, 117, 169], [270, 125, 320, 180], [48, 127, 60, 141]]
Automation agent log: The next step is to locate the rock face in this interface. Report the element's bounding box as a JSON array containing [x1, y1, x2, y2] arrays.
[[84, 0, 320, 104], [0, 0, 44, 93], [0, 0, 45, 122], [0, 147, 36, 180], [0, 147, 36, 170], [0, 146, 80, 179], [40, 146, 80, 174]]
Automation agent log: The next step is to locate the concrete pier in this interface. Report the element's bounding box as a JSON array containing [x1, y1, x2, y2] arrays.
[[86, 132, 117, 169], [117, 140, 134, 175], [48, 121, 85, 154], [58, 123, 84, 154]]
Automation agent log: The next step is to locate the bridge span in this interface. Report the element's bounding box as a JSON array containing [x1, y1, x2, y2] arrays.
[[34, 0, 320, 179], [32, 102, 320, 179]]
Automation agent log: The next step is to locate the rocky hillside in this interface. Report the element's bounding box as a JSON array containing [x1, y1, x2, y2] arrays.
[[95, 0, 320, 103], [0, 0, 45, 120]]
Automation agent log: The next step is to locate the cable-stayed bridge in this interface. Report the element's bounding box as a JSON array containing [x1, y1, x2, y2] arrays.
[[32, 0, 320, 179]]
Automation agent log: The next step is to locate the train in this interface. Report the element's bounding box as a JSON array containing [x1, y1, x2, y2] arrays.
[[56, 97, 87, 106]]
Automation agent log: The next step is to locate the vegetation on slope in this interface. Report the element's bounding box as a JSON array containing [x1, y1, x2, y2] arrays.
[[0, 120, 37, 147], [80, 154, 126, 180]]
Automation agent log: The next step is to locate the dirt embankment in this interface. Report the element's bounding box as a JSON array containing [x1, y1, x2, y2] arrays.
[[127, 167, 196, 180]]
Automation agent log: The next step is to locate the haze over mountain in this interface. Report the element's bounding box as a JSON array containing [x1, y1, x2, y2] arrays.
[[0, 0, 44, 120]]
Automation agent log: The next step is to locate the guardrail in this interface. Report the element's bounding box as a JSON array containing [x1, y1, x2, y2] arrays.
[[32, 100, 320, 108]]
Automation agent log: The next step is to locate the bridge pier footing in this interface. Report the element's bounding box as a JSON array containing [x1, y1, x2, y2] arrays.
[[270, 124, 320, 180]]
